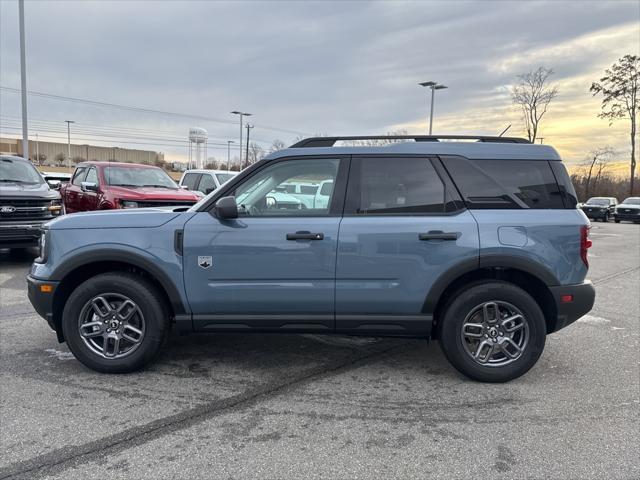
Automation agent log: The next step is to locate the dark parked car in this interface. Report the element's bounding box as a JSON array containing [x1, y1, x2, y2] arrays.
[[60, 162, 200, 213], [0, 155, 62, 248], [614, 197, 640, 223], [579, 197, 618, 222]]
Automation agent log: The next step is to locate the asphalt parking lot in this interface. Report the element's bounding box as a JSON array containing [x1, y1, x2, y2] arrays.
[[0, 222, 638, 480]]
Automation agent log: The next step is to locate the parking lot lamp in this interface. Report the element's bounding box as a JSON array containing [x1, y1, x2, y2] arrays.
[[419, 81, 448, 135], [227, 140, 234, 171], [65, 120, 75, 168], [231, 111, 252, 169]]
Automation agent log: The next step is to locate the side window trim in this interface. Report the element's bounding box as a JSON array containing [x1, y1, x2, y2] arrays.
[[343, 155, 463, 217]]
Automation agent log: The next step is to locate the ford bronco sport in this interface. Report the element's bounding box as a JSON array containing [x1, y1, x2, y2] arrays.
[[27, 135, 595, 382]]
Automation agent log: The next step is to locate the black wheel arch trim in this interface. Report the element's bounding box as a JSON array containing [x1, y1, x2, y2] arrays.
[[423, 254, 560, 315], [50, 248, 188, 316]]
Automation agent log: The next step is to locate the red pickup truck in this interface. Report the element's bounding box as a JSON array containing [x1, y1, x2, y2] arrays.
[[61, 162, 200, 213]]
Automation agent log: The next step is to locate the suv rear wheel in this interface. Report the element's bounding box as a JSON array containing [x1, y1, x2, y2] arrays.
[[62, 272, 170, 373], [438, 281, 546, 382]]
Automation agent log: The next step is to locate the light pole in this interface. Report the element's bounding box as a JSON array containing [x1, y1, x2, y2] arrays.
[[245, 124, 253, 169], [231, 111, 251, 169], [19, 0, 29, 161], [419, 81, 447, 135], [65, 120, 74, 168], [227, 140, 234, 171]]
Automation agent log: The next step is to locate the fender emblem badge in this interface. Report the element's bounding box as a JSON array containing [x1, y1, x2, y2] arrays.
[[198, 256, 212, 269]]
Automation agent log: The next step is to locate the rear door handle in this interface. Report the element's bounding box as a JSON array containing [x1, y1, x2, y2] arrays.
[[286, 231, 324, 241], [419, 230, 460, 241]]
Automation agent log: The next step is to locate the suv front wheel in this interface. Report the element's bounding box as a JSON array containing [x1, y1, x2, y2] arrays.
[[438, 281, 546, 382], [62, 272, 170, 373]]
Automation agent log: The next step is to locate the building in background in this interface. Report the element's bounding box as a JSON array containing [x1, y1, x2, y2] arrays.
[[0, 137, 164, 167]]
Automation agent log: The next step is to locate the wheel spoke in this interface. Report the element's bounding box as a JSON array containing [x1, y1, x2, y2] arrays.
[[474, 340, 494, 363], [463, 323, 484, 339], [103, 335, 120, 357], [501, 314, 525, 333], [91, 296, 112, 318], [79, 321, 103, 338], [482, 302, 499, 324], [497, 337, 522, 359], [122, 324, 143, 344], [116, 300, 137, 322]]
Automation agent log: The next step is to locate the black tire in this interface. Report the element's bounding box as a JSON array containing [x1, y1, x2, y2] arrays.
[[438, 281, 546, 383], [614, 219, 621, 223], [62, 272, 170, 373]]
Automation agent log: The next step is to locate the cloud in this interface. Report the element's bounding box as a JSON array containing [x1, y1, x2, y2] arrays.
[[0, 0, 638, 161]]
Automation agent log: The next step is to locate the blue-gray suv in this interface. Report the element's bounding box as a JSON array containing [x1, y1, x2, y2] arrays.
[[27, 135, 595, 382]]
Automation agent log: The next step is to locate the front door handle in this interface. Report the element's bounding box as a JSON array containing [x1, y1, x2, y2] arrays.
[[286, 231, 324, 241], [419, 230, 460, 241]]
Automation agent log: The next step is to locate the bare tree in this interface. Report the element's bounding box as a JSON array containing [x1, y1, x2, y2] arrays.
[[511, 67, 559, 143], [248, 142, 265, 165], [583, 147, 615, 198], [270, 139, 287, 152], [590, 54, 639, 195]]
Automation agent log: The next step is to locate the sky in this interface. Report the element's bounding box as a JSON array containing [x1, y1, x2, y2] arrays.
[[0, 0, 638, 164]]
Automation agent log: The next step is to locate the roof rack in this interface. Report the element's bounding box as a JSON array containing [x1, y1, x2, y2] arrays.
[[289, 135, 531, 148]]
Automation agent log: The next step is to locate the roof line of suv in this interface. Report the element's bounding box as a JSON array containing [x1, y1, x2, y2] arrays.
[[290, 135, 531, 147]]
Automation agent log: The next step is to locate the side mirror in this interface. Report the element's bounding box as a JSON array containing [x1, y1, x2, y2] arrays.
[[81, 181, 99, 192], [215, 196, 238, 220], [180, 185, 189, 190]]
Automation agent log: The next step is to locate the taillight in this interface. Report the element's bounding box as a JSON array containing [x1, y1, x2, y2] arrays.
[[580, 225, 592, 267]]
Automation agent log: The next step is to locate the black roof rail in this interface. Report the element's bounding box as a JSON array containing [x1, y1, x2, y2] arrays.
[[289, 135, 531, 148]]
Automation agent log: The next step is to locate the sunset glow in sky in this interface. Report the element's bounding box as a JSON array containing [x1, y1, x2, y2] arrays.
[[1, 1, 638, 164]]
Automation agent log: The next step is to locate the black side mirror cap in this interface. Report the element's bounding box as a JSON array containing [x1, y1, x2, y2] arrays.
[[215, 196, 238, 219]]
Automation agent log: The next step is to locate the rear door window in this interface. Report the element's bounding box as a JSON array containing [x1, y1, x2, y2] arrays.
[[441, 156, 566, 209], [345, 157, 455, 214]]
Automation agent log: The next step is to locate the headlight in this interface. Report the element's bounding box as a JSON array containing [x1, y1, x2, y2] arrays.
[[36, 230, 49, 264], [48, 199, 62, 216], [120, 200, 139, 209]]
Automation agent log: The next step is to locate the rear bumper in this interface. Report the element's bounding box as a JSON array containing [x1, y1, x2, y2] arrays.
[[0, 221, 45, 247], [549, 281, 595, 332], [27, 275, 59, 333]]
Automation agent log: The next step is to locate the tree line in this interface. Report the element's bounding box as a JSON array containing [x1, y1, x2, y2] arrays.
[[511, 54, 638, 196]]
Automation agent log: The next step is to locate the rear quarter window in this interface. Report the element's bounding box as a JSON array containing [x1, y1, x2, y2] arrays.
[[441, 156, 567, 209]]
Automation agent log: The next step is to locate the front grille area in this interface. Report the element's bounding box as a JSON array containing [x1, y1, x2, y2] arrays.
[[135, 200, 196, 208], [0, 198, 53, 222]]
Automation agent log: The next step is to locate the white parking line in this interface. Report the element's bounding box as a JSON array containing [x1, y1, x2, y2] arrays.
[[577, 315, 610, 326]]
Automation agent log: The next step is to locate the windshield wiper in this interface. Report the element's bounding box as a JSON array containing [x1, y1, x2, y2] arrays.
[[110, 183, 140, 187], [141, 184, 175, 188]]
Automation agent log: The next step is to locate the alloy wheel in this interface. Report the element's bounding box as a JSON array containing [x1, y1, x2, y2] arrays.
[[460, 301, 529, 367], [78, 293, 146, 359]]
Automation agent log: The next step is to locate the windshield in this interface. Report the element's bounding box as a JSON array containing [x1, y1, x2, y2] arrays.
[[622, 197, 640, 205], [586, 198, 609, 205], [215, 173, 235, 185], [0, 157, 44, 184], [104, 166, 177, 189]]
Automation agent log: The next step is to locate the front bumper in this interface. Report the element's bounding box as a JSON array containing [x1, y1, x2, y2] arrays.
[[614, 211, 640, 221], [549, 281, 595, 332], [0, 221, 45, 247], [27, 275, 59, 334], [581, 209, 607, 219]]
